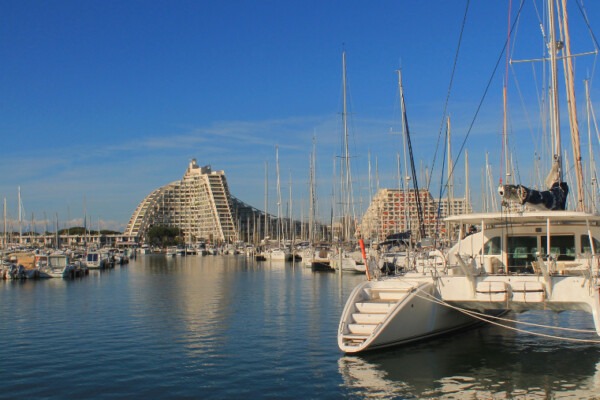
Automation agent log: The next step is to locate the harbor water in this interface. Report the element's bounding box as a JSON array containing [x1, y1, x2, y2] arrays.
[[1, 255, 600, 399]]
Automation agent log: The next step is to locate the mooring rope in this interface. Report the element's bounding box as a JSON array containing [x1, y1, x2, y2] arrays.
[[419, 290, 596, 333], [412, 287, 600, 344]]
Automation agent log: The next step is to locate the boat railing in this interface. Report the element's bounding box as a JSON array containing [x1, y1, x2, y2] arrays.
[[372, 247, 451, 280]]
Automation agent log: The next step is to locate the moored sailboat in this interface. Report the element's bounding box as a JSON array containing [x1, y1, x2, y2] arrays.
[[339, 0, 600, 353]]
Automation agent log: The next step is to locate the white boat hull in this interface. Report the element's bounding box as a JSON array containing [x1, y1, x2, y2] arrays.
[[331, 256, 366, 273], [339, 267, 600, 353], [267, 249, 292, 261], [338, 278, 483, 353]]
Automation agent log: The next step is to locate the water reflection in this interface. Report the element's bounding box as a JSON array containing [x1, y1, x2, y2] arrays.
[[339, 315, 600, 398], [4, 255, 597, 398], [127, 255, 237, 358], [126, 255, 363, 366]]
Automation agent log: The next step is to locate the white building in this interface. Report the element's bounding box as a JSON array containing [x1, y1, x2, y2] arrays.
[[360, 188, 471, 242], [125, 159, 239, 244]]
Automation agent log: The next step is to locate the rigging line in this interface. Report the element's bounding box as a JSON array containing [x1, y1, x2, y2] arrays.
[[434, 122, 449, 249], [588, 83, 600, 149], [576, 0, 600, 54], [441, 0, 527, 203], [413, 291, 600, 343], [500, 0, 513, 184], [576, 0, 599, 98], [509, 60, 542, 175], [402, 94, 426, 240], [427, 0, 470, 192], [415, 288, 597, 334], [513, 154, 523, 189]]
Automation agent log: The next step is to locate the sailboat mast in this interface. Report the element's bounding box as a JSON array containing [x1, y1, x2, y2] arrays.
[[447, 116, 453, 217], [502, 0, 511, 186], [309, 144, 314, 243], [3, 197, 6, 249], [558, 0, 585, 211], [55, 212, 59, 249], [396, 152, 402, 237], [398, 69, 425, 240], [276, 146, 282, 244], [18, 186, 22, 242], [547, 0, 563, 184], [585, 80, 598, 210], [465, 149, 470, 213], [264, 161, 268, 240], [341, 50, 353, 241], [502, 86, 511, 184], [397, 70, 410, 233], [288, 171, 293, 242]]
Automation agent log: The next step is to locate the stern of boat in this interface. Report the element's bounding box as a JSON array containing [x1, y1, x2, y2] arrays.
[[337, 279, 430, 353]]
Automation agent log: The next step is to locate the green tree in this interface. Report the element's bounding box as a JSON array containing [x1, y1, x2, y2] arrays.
[[147, 225, 183, 247]]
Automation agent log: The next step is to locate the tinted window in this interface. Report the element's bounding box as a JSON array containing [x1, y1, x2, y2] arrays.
[[581, 235, 600, 254], [482, 236, 501, 255], [508, 236, 537, 268], [541, 235, 575, 261]]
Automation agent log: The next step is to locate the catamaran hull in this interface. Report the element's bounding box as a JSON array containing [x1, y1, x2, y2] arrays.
[[338, 279, 498, 353], [339, 272, 600, 353]]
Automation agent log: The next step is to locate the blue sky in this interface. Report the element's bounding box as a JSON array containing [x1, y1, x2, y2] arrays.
[[1, 0, 599, 232]]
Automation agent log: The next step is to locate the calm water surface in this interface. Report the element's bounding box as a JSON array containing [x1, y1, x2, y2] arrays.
[[1, 255, 600, 399]]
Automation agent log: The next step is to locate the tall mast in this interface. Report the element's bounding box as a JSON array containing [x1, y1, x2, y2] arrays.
[[547, 0, 563, 184], [559, 0, 585, 210], [3, 197, 6, 249], [396, 152, 402, 234], [485, 153, 491, 212], [397, 70, 410, 232], [502, 85, 511, 184], [309, 137, 316, 243], [398, 69, 425, 240], [18, 186, 22, 244], [465, 149, 470, 213], [446, 116, 453, 217], [288, 171, 293, 242], [55, 213, 59, 249], [585, 80, 598, 210], [341, 50, 353, 241], [502, 0, 511, 186], [264, 161, 268, 240], [331, 156, 336, 242], [276, 145, 282, 244]]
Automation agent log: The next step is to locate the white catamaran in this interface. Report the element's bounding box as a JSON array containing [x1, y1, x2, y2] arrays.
[[338, 0, 600, 353]]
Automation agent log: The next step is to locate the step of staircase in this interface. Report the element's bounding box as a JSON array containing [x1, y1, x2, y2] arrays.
[[341, 333, 370, 343], [356, 300, 396, 313], [352, 312, 387, 324], [370, 287, 413, 301], [348, 323, 377, 335]]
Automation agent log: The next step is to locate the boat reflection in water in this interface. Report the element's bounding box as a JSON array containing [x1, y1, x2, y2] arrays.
[[338, 311, 600, 399]]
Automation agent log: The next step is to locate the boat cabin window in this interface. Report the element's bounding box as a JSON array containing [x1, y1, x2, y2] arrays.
[[507, 236, 537, 271], [541, 235, 575, 261], [481, 236, 501, 255], [581, 235, 600, 254]]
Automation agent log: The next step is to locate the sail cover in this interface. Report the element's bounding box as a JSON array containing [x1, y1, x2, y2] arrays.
[[500, 181, 569, 210]]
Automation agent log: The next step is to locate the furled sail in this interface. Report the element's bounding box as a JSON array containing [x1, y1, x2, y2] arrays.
[[499, 162, 569, 211], [499, 181, 569, 210]]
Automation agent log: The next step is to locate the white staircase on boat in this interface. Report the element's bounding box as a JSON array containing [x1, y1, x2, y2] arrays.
[[341, 286, 415, 348]]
